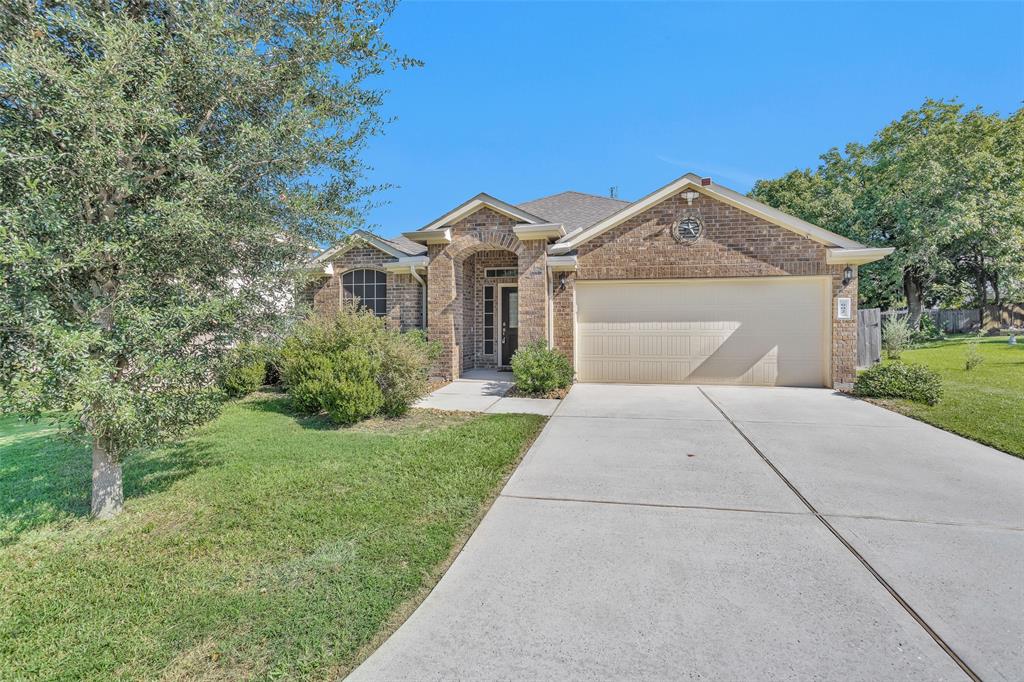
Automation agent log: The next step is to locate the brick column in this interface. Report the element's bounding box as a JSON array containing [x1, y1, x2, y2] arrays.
[[427, 244, 460, 379], [552, 271, 575, 365], [831, 264, 858, 389], [517, 240, 548, 346]]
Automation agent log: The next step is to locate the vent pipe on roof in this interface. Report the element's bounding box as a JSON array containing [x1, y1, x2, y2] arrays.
[[609, 186, 618, 199]]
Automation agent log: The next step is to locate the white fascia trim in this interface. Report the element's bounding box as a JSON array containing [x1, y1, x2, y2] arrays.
[[514, 222, 566, 240], [314, 229, 407, 263], [383, 256, 430, 273], [825, 247, 895, 265], [402, 227, 452, 245], [546, 255, 577, 272], [550, 173, 864, 254], [418, 193, 548, 231]]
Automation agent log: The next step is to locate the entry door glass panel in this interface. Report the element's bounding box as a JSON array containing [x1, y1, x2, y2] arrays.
[[501, 288, 519, 365], [508, 293, 518, 328]]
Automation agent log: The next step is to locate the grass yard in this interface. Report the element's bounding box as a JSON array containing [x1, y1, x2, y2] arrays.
[[869, 336, 1024, 458], [0, 394, 545, 680]]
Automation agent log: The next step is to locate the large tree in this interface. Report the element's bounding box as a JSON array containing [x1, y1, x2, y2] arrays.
[[751, 99, 1024, 328], [0, 0, 414, 517]]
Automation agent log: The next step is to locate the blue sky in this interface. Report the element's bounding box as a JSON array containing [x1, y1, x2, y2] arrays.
[[360, 1, 1023, 238]]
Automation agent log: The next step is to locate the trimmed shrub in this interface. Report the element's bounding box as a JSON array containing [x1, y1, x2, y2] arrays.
[[278, 305, 438, 424], [378, 329, 441, 417], [320, 348, 385, 425], [219, 344, 270, 398], [511, 341, 574, 395], [882, 315, 913, 360], [854, 361, 943, 405]]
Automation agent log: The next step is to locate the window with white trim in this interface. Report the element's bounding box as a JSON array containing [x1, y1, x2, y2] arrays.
[[342, 269, 387, 316], [484, 267, 517, 279]]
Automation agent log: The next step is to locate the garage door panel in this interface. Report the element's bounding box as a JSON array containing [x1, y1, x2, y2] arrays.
[[576, 279, 829, 387]]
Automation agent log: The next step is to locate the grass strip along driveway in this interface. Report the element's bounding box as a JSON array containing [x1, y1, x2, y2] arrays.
[[0, 394, 545, 680], [869, 336, 1024, 458]]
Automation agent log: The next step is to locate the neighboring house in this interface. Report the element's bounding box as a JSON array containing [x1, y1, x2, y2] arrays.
[[310, 172, 892, 389]]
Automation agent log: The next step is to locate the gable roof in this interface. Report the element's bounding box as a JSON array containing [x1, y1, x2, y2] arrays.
[[550, 173, 865, 254], [517, 191, 630, 235], [314, 229, 425, 263], [417, 192, 548, 231]]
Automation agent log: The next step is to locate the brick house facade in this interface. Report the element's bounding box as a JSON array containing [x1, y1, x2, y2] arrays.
[[310, 173, 891, 389]]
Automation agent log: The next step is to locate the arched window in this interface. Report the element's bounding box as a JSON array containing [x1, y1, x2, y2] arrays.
[[342, 269, 387, 316]]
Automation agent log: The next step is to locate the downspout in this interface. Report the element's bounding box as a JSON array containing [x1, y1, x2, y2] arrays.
[[409, 266, 427, 329]]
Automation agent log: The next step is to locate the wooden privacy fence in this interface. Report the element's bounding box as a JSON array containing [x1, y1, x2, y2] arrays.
[[857, 308, 881, 368], [983, 303, 1024, 332], [861, 304, 1022, 369], [880, 305, 1024, 334], [881, 308, 981, 334], [879, 306, 1024, 334]]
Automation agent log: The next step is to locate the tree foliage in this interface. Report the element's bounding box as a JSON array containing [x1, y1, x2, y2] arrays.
[[751, 99, 1024, 326], [0, 0, 414, 516]]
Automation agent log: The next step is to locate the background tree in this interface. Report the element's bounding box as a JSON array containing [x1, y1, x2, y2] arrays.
[[941, 108, 1024, 317], [751, 99, 1024, 328], [0, 0, 414, 517]]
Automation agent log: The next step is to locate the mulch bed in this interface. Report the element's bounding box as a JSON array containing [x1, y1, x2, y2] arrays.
[[505, 385, 570, 400]]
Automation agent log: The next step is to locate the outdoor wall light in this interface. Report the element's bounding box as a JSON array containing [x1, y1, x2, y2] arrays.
[[559, 274, 567, 291], [842, 265, 854, 286]]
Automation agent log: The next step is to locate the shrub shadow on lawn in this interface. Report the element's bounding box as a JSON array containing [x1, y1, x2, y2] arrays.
[[0, 422, 218, 546], [245, 394, 337, 431], [243, 392, 475, 435]]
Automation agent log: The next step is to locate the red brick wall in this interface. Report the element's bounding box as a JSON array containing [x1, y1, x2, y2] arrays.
[[564, 191, 857, 388], [426, 207, 548, 379], [465, 250, 518, 369], [310, 243, 423, 332], [552, 271, 575, 361]]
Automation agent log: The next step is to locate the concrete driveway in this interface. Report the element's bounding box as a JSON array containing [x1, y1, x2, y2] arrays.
[[348, 384, 1024, 681]]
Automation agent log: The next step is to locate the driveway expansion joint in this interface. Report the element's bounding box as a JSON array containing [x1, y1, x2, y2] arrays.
[[500, 493, 810, 518], [550, 414, 727, 423], [697, 387, 982, 682]]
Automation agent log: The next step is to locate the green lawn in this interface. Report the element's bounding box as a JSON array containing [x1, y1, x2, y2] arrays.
[[0, 395, 545, 680], [869, 336, 1024, 458]]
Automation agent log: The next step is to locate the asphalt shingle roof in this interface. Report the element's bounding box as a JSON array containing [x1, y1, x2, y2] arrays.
[[379, 233, 427, 256], [517, 191, 630, 236]]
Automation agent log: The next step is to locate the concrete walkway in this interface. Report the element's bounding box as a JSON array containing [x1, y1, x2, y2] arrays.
[[350, 384, 1024, 681], [415, 368, 559, 416]]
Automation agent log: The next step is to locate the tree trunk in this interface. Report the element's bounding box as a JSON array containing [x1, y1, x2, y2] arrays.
[[903, 271, 924, 331], [91, 439, 124, 519], [976, 255, 988, 327]]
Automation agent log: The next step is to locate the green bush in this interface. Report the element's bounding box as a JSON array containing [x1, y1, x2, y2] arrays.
[[854, 361, 943, 405], [219, 344, 271, 398], [320, 348, 385, 425], [378, 329, 441, 417], [278, 305, 438, 424], [882, 315, 913, 360], [913, 314, 943, 343], [511, 341, 574, 395]]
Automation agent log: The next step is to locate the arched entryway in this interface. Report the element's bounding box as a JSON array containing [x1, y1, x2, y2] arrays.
[[426, 221, 549, 379], [457, 246, 521, 370]]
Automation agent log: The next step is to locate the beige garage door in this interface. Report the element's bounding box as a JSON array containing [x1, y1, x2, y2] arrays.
[[575, 278, 831, 387]]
